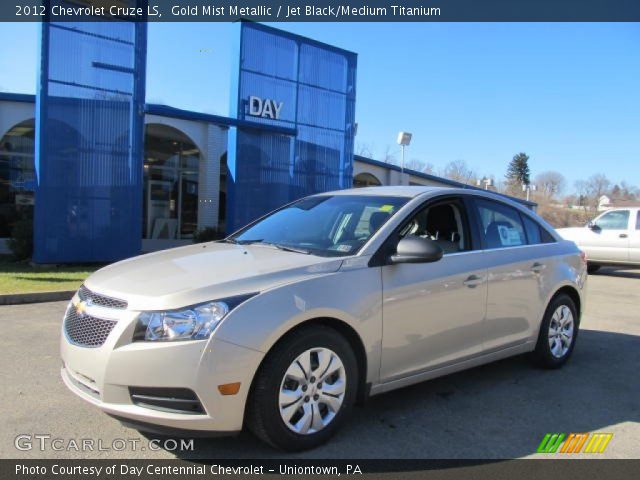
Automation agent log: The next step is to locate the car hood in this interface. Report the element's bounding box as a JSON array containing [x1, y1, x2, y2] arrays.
[[84, 242, 343, 311]]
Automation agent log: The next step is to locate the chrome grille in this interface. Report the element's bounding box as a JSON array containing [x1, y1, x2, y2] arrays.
[[78, 285, 127, 310], [64, 308, 117, 348]]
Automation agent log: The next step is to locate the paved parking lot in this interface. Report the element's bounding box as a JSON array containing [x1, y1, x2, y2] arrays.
[[1, 267, 638, 459]]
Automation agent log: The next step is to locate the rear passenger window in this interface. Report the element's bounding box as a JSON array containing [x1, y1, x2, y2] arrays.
[[475, 199, 526, 249], [636, 212, 640, 230], [522, 215, 542, 245]]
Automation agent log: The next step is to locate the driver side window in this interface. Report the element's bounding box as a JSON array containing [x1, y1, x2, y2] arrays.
[[595, 210, 630, 230], [399, 200, 470, 254]]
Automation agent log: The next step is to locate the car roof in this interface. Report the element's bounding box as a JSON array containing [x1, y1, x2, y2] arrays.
[[317, 185, 549, 221], [320, 185, 530, 207], [323, 186, 456, 198]]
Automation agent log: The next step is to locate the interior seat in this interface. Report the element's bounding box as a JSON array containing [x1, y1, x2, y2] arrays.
[[425, 204, 461, 254]]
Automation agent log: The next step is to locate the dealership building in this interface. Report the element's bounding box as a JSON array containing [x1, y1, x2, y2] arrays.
[[0, 21, 533, 262]]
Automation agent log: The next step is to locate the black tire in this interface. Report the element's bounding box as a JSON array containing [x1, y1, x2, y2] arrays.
[[587, 263, 601, 274], [246, 324, 358, 451], [531, 293, 579, 369]]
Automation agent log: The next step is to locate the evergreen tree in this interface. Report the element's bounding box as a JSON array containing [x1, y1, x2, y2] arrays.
[[506, 153, 531, 186]]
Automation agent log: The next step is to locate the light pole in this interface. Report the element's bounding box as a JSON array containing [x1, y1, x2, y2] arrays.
[[396, 131, 412, 175], [522, 183, 537, 202]]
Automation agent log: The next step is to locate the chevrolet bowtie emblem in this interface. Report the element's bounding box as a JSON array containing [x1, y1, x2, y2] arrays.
[[75, 300, 88, 315]]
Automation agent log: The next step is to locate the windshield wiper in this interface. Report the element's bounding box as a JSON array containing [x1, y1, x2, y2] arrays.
[[265, 243, 311, 255], [228, 239, 310, 254], [227, 238, 264, 245]]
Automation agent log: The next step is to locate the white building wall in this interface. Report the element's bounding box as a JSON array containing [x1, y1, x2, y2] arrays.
[[354, 159, 455, 188], [353, 161, 389, 185]]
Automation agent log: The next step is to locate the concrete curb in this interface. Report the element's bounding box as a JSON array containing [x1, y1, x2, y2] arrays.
[[0, 290, 75, 306]]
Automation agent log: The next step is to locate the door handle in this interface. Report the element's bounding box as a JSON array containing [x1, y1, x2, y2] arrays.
[[463, 275, 484, 288], [531, 262, 546, 273], [620, 233, 628, 238]]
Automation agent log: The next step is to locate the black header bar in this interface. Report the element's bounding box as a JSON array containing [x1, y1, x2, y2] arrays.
[[3, 0, 640, 22]]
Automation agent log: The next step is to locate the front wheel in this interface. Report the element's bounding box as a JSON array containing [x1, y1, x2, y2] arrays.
[[246, 325, 358, 451], [531, 293, 579, 369]]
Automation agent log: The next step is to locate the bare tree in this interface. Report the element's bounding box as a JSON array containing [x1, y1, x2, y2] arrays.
[[404, 158, 422, 171], [616, 181, 639, 201], [421, 162, 436, 175], [380, 145, 398, 165], [534, 170, 566, 202], [574, 180, 590, 212], [355, 142, 373, 158], [441, 159, 477, 185], [574, 173, 611, 211], [588, 173, 611, 208]]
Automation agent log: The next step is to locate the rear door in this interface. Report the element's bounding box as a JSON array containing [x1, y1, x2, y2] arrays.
[[470, 198, 551, 351]]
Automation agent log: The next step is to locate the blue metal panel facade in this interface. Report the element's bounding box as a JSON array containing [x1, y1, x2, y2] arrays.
[[34, 2, 147, 263], [227, 23, 357, 232]]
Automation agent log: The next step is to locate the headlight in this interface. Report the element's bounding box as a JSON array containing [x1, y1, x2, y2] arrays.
[[134, 294, 256, 342]]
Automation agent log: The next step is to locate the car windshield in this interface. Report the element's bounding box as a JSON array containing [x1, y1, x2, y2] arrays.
[[230, 195, 409, 257]]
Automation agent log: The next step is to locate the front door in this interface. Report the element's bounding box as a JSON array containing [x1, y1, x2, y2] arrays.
[[585, 210, 631, 263], [380, 198, 488, 381]]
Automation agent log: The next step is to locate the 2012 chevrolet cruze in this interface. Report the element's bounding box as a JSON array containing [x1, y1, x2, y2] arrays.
[[61, 186, 587, 451]]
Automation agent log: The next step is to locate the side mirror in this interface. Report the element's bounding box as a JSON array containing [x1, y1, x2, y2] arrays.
[[390, 236, 444, 264], [587, 221, 600, 231]]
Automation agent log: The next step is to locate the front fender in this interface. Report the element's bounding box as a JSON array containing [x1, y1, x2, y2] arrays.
[[212, 266, 383, 385]]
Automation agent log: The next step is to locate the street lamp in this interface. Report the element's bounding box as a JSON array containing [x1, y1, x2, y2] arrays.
[[396, 131, 412, 174]]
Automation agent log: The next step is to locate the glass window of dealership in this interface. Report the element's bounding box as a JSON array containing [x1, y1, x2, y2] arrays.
[[0, 15, 534, 262]]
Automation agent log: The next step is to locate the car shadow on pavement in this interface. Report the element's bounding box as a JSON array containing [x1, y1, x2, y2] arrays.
[[144, 329, 639, 461], [592, 267, 640, 280]]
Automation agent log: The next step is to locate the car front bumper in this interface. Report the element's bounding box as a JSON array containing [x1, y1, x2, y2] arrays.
[[60, 303, 264, 434]]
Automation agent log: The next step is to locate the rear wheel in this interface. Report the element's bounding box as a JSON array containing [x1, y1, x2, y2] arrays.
[[246, 325, 358, 451], [531, 293, 579, 369]]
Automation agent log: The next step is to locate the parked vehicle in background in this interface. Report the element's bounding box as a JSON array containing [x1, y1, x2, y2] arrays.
[[60, 187, 587, 451], [557, 208, 640, 273]]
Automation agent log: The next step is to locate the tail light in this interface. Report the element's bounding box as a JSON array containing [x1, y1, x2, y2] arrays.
[[580, 250, 588, 264]]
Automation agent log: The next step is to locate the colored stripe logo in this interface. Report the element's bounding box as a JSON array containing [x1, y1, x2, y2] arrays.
[[538, 433, 613, 454]]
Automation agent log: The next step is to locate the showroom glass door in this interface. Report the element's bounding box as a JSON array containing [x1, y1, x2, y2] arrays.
[[143, 125, 200, 241]]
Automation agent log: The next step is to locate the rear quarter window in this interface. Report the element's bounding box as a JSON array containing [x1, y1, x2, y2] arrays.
[[522, 214, 556, 244], [522, 215, 542, 244]]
